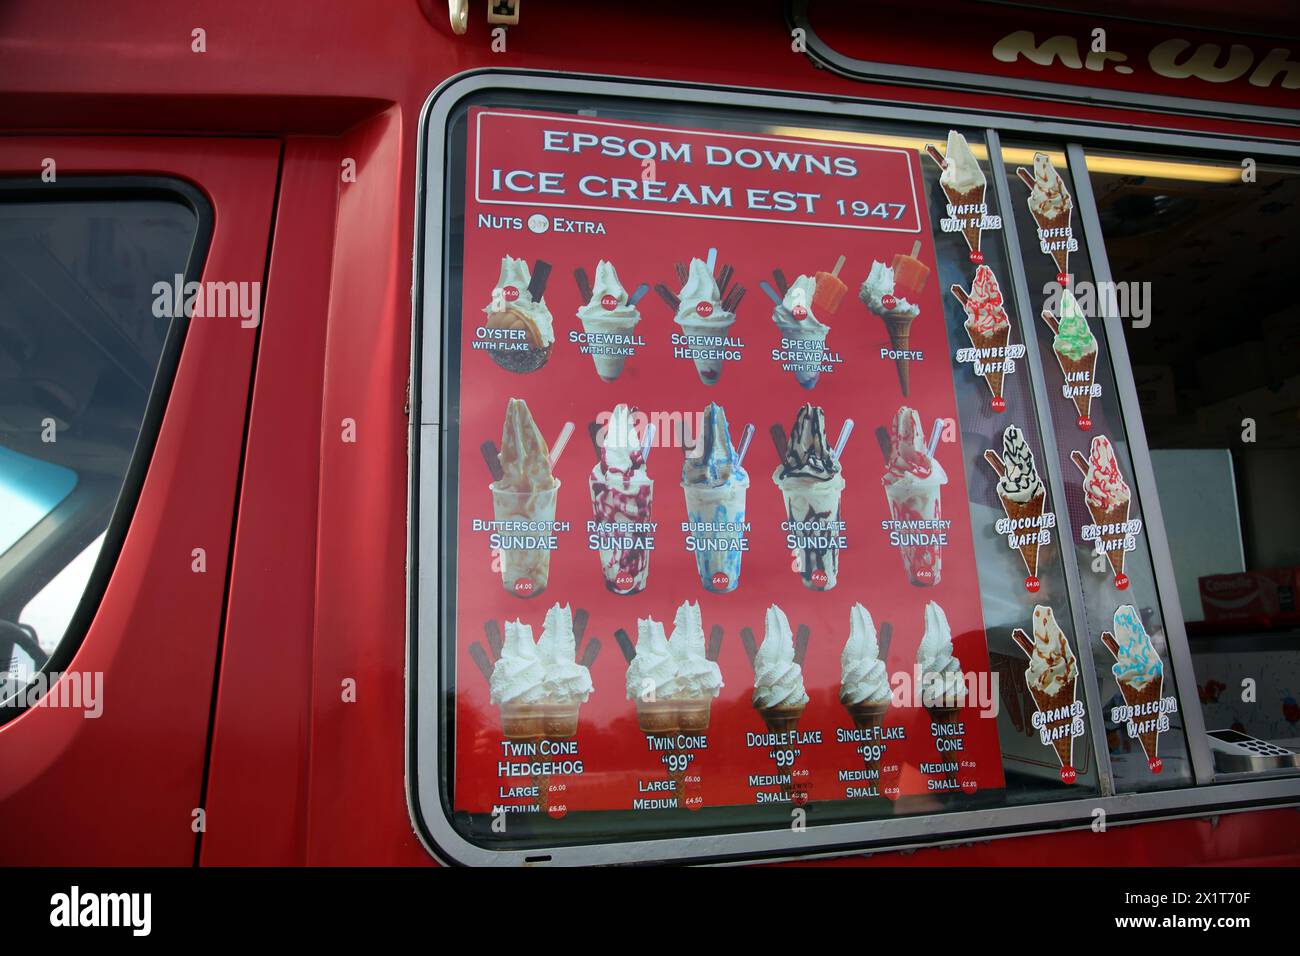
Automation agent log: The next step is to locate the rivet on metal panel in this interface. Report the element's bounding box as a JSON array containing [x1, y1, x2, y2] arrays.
[[487, 0, 520, 25]]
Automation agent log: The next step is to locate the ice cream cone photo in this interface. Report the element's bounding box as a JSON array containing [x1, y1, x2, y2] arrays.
[[917, 602, 966, 722], [482, 255, 555, 373], [623, 604, 724, 798], [840, 605, 893, 787], [1040, 290, 1099, 427], [1100, 606, 1167, 771], [983, 425, 1048, 586], [1071, 436, 1134, 586], [859, 253, 922, 396], [481, 604, 595, 812], [1016, 153, 1075, 276], [925, 131, 987, 254], [750, 605, 810, 734], [951, 265, 1014, 406], [1012, 605, 1080, 776]]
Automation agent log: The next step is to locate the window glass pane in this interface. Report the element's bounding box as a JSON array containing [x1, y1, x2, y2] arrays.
[[0, 191, 201, 707], [1087, 150, 1300, 777], [1003, 143, 1195, 792], [422, 91, 1104, 854], [0, 446, 77, 554]]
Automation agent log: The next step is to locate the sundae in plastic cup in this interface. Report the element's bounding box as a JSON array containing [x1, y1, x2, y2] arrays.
[[881, 406, 947, 586], [491, 398, 560, 597], [772, 403, 845, 590], [577, 259, 641, 382], [589, 404, 653, 594], [771, 273, 830, 389], [681, 402, 749, 593], [675, 257, 736, 385]]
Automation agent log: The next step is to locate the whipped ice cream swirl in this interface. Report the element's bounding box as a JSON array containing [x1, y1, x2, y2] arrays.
[[1111, 605, 1163, 691], [998, 425, 1044, 503], [1083, 435, 1131, 510], [625, 617, 678, 701], [485, 255, 555, 346], [578, 259, 640, 326], [939, 130, 986, 194], [675, 257, 733, 327], [669, 601, 724, 699], [1027, 605, 1076, 696], [1029, 152, 1072, 219], [840, 603, 891, 707], [752, 605, 809, 710], [859, 261, 919, 319], [917, 602, 966, 709], [536, 603, 594, 703]]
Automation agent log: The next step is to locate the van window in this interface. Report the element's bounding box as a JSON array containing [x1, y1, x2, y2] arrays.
[[0, 186, 206, 711]]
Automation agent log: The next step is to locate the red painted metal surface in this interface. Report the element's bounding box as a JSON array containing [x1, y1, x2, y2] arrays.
[[0, 0, 1296, 865], [0, 137, 278, 864]]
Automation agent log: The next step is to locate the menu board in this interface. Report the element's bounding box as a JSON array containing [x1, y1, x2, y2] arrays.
[[450, 108, 1008, 818], [1005, 146, 1189, 785]]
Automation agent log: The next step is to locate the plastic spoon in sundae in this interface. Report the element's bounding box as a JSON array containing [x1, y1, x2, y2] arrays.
[[925, 418, 945, 459], [548, 421, 575, 470], [639, 422, 656, 465], [831, 418, 855, 461], [735, 423, 755, 466]]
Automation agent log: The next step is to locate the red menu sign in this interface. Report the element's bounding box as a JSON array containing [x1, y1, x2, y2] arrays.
[[452, 107, 1005, 818]]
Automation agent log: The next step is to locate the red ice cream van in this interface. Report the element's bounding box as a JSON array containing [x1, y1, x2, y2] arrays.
[[1, 0, 1299, 867]]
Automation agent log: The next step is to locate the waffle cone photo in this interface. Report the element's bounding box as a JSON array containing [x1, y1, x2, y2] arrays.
[[882, 312, 916, 395], [636, 698, 679, 735], [846, 700, 890, 732], [1085, 499, 1130, 577], [941, 183, 985, 251], [964, 321, 1012, 397], [998, 487, 1046, 576], [1028, 682, 1076, 767], [499, 702, 546, 740], [1055, 347, 1098, 418], [676, 697, 713, 732], [759, 703, 805, 733], [1118, 676, 1163, 761], [543, 701, 581, 739], [1031, 207, 1072, 273]]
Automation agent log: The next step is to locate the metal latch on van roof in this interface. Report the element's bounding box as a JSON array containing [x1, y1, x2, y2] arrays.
[[445, 0, 519, 35]]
